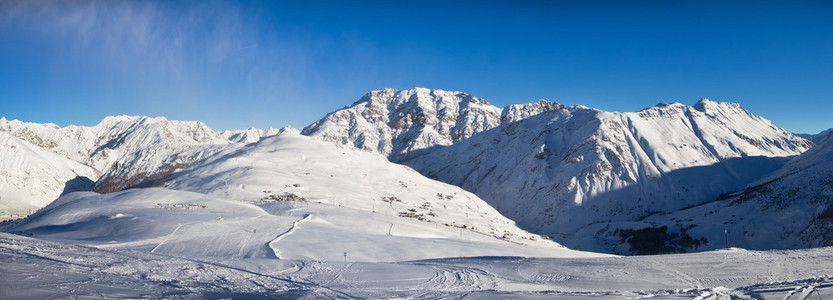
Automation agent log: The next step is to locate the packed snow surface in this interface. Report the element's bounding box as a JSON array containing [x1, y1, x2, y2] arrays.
[[2, 174, 832, 298], [2, 230, 833, 298]]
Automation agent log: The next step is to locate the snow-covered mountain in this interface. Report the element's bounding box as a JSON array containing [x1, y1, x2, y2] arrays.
[[401, 99, 812, 252], [795, 128, 833, 143], [220, 126, 297, 144], [301, 88, 564, 160], [1, 89, 824, 256], [0, 116, 232, 209], [605, 130, 833, 254], [2, 132, 832, 298], [501, 99, 565, 123], [0, 131, 581, 264], [0, 132, 97, 219], [163, 132, 563, 250]]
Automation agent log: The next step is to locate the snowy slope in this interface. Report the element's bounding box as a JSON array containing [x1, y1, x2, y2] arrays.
[[0, 116, 231, 196], [0, 131, 590, 264], [402, 99, 812, 252], [301, 88, 564, 160], [3, 231, 833, 298], [220, 126, 297, 144], [0, 132, 97, 219], [163, 132, 569, 253], [608, 130, 833, 254], [7, 131, 831, 298]]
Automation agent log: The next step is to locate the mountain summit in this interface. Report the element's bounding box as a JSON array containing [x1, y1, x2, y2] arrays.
[[301, 88, 565, 160]]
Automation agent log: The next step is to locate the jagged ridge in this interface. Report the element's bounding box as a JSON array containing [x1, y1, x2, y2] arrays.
[[301, 88, 563, 160], [400, 98, 812, 252]]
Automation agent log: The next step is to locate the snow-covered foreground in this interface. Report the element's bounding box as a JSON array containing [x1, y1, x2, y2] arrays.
[[1, 187, 832, 299], [3, 230, 833, 299]]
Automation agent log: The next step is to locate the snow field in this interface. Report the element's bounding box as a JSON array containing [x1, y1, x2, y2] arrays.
[[165, 133, 566, 251], [3, 231, 832, 299]]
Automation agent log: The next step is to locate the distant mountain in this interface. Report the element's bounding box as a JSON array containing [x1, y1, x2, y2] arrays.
[[795, 128, 833, 143], [301, 88, 563, 160], [0, 116, 232, 211], [0, 132, 97, 219], [400, 99, 812, 253], [220, 126, 298, 144]]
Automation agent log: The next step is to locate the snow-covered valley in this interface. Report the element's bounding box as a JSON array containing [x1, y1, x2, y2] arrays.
[[1, 88, 832, 298]]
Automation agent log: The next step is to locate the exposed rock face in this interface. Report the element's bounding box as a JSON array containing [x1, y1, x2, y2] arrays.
[[301, 88, 565, 160], [302, 88, 502, 160], [501, 99, 565, 123]]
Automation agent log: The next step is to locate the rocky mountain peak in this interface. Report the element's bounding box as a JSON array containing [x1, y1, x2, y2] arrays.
[[501, 99, 565, 123], [303, 88, 570, 160], [302, 88, 503, 160]]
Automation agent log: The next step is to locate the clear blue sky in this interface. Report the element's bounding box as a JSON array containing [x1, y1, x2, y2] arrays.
[[1, 1, 831, 133]]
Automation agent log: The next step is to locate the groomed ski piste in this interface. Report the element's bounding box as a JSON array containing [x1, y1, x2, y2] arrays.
[[2, 133, 832, 299]]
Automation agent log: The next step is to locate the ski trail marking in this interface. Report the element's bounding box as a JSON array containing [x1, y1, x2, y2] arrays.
[[268, 214, 311, 259]]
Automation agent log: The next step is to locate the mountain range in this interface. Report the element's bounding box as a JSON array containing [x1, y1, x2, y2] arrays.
[[300, 87, 565, 161], [397, 98, 812, 252], [796, 128, 833, 143], [0, 116, 230, 217], [1, 88, 829, 255]]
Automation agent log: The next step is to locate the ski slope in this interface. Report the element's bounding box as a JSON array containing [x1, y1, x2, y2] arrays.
[[2, 231, 832, 299], [163, 132, 565, 251]]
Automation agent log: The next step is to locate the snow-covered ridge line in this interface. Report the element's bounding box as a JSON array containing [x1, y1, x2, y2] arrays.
[[220, 126, 298, 144], [400, 95, 812, 253], [0, 132, 97, 218], [0, 115, 233, 211], [300, 87, 564, 160], [794, 128, 832, 143], [625, 129, 833, 253]]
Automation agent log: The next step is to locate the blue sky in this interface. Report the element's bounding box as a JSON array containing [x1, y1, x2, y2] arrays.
[[1, 1, 831, 133]]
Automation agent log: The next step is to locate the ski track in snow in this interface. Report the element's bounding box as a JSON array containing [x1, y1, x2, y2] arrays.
[[3, 204, 833, 298], [150, 222, 188, 254], [268, 213, 311, 259]]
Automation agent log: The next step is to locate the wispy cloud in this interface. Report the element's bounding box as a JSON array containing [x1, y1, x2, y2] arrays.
[[4, 1, 264, 83]]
